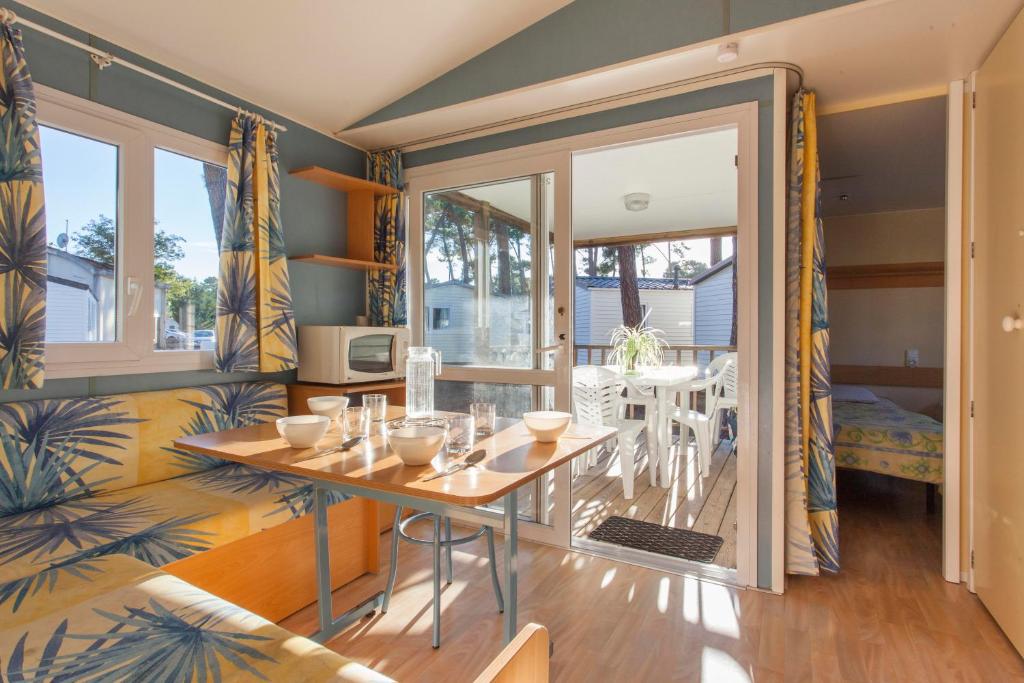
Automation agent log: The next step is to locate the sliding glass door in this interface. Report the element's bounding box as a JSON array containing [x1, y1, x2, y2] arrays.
[[408, 156, 572, 543]]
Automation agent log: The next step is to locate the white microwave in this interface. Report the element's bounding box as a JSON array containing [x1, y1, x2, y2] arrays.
[[297, 325, 410, 384]]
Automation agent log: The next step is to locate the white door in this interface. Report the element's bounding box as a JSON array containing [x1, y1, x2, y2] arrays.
[[407, 153, 574, 545], [971, 6, 1024, 656]]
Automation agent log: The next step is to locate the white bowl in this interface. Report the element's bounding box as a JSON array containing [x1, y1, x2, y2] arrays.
[[387, 425, 447, 466], [307, 395, 349, 421], [522, 411, 572, 443], [276, 415, 330, 448]]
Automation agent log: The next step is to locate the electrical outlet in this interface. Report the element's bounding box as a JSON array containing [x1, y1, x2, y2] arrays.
[[905, 348, 920, 368]]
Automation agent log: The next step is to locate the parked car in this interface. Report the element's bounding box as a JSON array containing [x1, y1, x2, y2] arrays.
[[194, 329, 216, 351]]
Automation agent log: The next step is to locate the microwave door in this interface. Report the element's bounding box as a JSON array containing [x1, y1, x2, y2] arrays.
[[349, 334, 395, 375]]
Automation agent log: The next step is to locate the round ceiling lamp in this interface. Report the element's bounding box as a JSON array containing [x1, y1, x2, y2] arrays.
[[717, 42, 739, 64], [624, 192, 650, 212]]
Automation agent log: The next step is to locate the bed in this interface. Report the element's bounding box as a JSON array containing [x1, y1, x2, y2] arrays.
[[832, 395, 944, 485]]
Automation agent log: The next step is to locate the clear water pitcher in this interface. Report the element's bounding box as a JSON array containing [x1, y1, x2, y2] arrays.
[[405, 346, 442, 419]]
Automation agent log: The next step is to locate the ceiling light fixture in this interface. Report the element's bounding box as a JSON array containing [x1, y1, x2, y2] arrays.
[[717, 42, 739, 64], [624, 192, 651, 212]]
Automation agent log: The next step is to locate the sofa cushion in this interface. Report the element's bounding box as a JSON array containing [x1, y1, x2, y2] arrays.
[[0, 463, 348, 609], [0, 382, 287, 516], [0, 553, 393, 682]]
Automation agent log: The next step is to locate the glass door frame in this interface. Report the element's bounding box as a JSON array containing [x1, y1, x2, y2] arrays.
[[407, 151, 573, 547], [405, 101, 760, 587]]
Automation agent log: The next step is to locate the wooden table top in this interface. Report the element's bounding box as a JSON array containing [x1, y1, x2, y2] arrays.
[[173, 407, 616, 506]]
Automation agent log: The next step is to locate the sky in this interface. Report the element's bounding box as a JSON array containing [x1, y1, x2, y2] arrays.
[[40, 125, 221, 282]]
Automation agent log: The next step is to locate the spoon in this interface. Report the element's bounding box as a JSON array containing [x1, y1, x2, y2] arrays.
[[422, 449, 487, 481], [292, 436, 362, 464]]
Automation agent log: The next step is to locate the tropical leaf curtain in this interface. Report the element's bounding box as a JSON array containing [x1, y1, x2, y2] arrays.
[[367, 149, 406, 327], [215, 114, 297, 372], [784, 89, 839, 575], [0, 18, 45, 390]]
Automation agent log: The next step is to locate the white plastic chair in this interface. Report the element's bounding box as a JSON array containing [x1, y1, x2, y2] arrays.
[[705, 352, 738, 444], [620, 381, 660, 486], [571, 366, 647, 498], [669, 358, 731, 475]]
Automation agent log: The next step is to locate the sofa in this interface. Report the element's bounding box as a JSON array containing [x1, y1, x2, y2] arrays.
[[0, 381, 389, 680]]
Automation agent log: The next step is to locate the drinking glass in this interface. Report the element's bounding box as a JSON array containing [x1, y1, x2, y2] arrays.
[[343, 406, 368, 439], [447, 415, 475, 455], [364, 394, 387, 425], [470, 402, 497, 436]]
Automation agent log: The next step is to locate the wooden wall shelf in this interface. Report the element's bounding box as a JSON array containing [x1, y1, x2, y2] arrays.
[[288, 166, 400, 270], [289, 254, 398, 271], [827, 261, 944, 289], [289, 166, 399, 196]]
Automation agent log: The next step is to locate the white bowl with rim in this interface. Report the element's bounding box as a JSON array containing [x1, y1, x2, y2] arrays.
[[522, 411, 572, 443], [307, 395, 349, 422], [276, 415, 330, 448], [387, 424, 447, 466]]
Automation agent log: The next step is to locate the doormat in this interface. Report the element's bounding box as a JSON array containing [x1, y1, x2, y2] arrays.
[[589, 516, 724, 564]]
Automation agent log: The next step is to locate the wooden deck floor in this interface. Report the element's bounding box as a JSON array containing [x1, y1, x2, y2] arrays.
[[280, 469, 1024, 682], [571, 436, 737, 568]]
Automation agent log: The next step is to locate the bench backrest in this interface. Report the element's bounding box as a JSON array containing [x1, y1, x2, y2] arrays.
[[0, 381, 287, 518]]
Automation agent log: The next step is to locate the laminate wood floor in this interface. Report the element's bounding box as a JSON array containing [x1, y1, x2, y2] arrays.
[[280, 467, 1024, 682], [571, 437, 738, 568]]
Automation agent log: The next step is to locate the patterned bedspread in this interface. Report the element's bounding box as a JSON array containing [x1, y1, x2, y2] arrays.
[[833, 399, 944, 484]]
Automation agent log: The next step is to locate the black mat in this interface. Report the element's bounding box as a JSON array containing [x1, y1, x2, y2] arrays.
[[589, 516, 724, 564]]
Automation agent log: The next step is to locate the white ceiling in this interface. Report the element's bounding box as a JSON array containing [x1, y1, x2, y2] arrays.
[[19, 0, 571, 135], [818, 96, 947, 216], [458, 128, 738, 240], [341, 0, 1022, 149], [571, 129, 737, 240]]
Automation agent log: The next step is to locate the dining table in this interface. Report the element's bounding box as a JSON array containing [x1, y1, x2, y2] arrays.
[[603, 364, 700, 486], [173, 406, 616, 646]]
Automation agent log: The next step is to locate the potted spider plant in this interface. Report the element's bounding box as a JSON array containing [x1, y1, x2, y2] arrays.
[[608, 314, 667, 374]]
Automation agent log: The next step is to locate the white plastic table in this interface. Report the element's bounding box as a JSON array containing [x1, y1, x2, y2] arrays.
[[604, 364, 699, 485]]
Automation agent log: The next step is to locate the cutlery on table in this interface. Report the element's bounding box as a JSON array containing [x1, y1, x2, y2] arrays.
[[292, 436, 362, 463], [422, 449, 486, 481]]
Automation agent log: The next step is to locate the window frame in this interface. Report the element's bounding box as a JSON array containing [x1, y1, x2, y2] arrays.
[[37, 85, 229, 379]]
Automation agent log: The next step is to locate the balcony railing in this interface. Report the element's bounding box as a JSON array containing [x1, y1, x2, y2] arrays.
[[573, 344, 736, 367]]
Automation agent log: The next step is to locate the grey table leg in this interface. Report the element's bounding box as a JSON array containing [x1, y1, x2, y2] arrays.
[[432, 514, 442, 648], [503, 491, 519, 644], [311, 482, 383, 644]]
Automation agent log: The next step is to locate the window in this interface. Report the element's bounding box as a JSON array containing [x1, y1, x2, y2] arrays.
[[37, 86, 228, 378], [153, 148, 226, 352], [430, 307, 451, 330], [40, 125, 119, 344], [423, 177, 535, 368]]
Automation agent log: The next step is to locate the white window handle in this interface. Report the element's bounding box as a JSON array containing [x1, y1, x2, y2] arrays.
[[536, 334, 567, 354], [126, 277, 143, 316]]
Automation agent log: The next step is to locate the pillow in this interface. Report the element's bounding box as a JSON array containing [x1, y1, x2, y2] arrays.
[[832, 384, 879, 403]]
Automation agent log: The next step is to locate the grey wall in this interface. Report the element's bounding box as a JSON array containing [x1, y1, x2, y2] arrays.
[[405, 75, 779, 589], [2, 1, 364, 403], [694, 263, 735, 368], [353, 0, 855, 127]]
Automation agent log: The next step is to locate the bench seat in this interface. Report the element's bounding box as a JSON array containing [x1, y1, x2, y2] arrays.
[[0, 553, 392, 682], [0, 462, 345, 605]]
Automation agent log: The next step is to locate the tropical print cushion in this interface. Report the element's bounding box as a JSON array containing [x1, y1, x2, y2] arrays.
[[0, 462, 352, 611], [0, 382, 287, 515], [0, 553, 393, 682]]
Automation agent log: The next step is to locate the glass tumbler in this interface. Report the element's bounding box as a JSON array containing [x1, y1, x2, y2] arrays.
[[343, 406, 368, 439], [470, 402, 497, 436], [447, 415, 476, 455], [364, 394, 387, 429]]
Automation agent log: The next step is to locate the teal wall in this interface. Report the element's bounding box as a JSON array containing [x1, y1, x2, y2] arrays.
[[405, 75, 779, 589], [353, 0, 854, 127], [1, 1, 364, 403]]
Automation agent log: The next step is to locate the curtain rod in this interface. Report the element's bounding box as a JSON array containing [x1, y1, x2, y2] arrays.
[[0, 7, 287, 132]]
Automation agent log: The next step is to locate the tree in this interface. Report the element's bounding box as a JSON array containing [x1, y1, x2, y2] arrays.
[[617, 245, 643, 328], [72, 215, 185, 281]]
